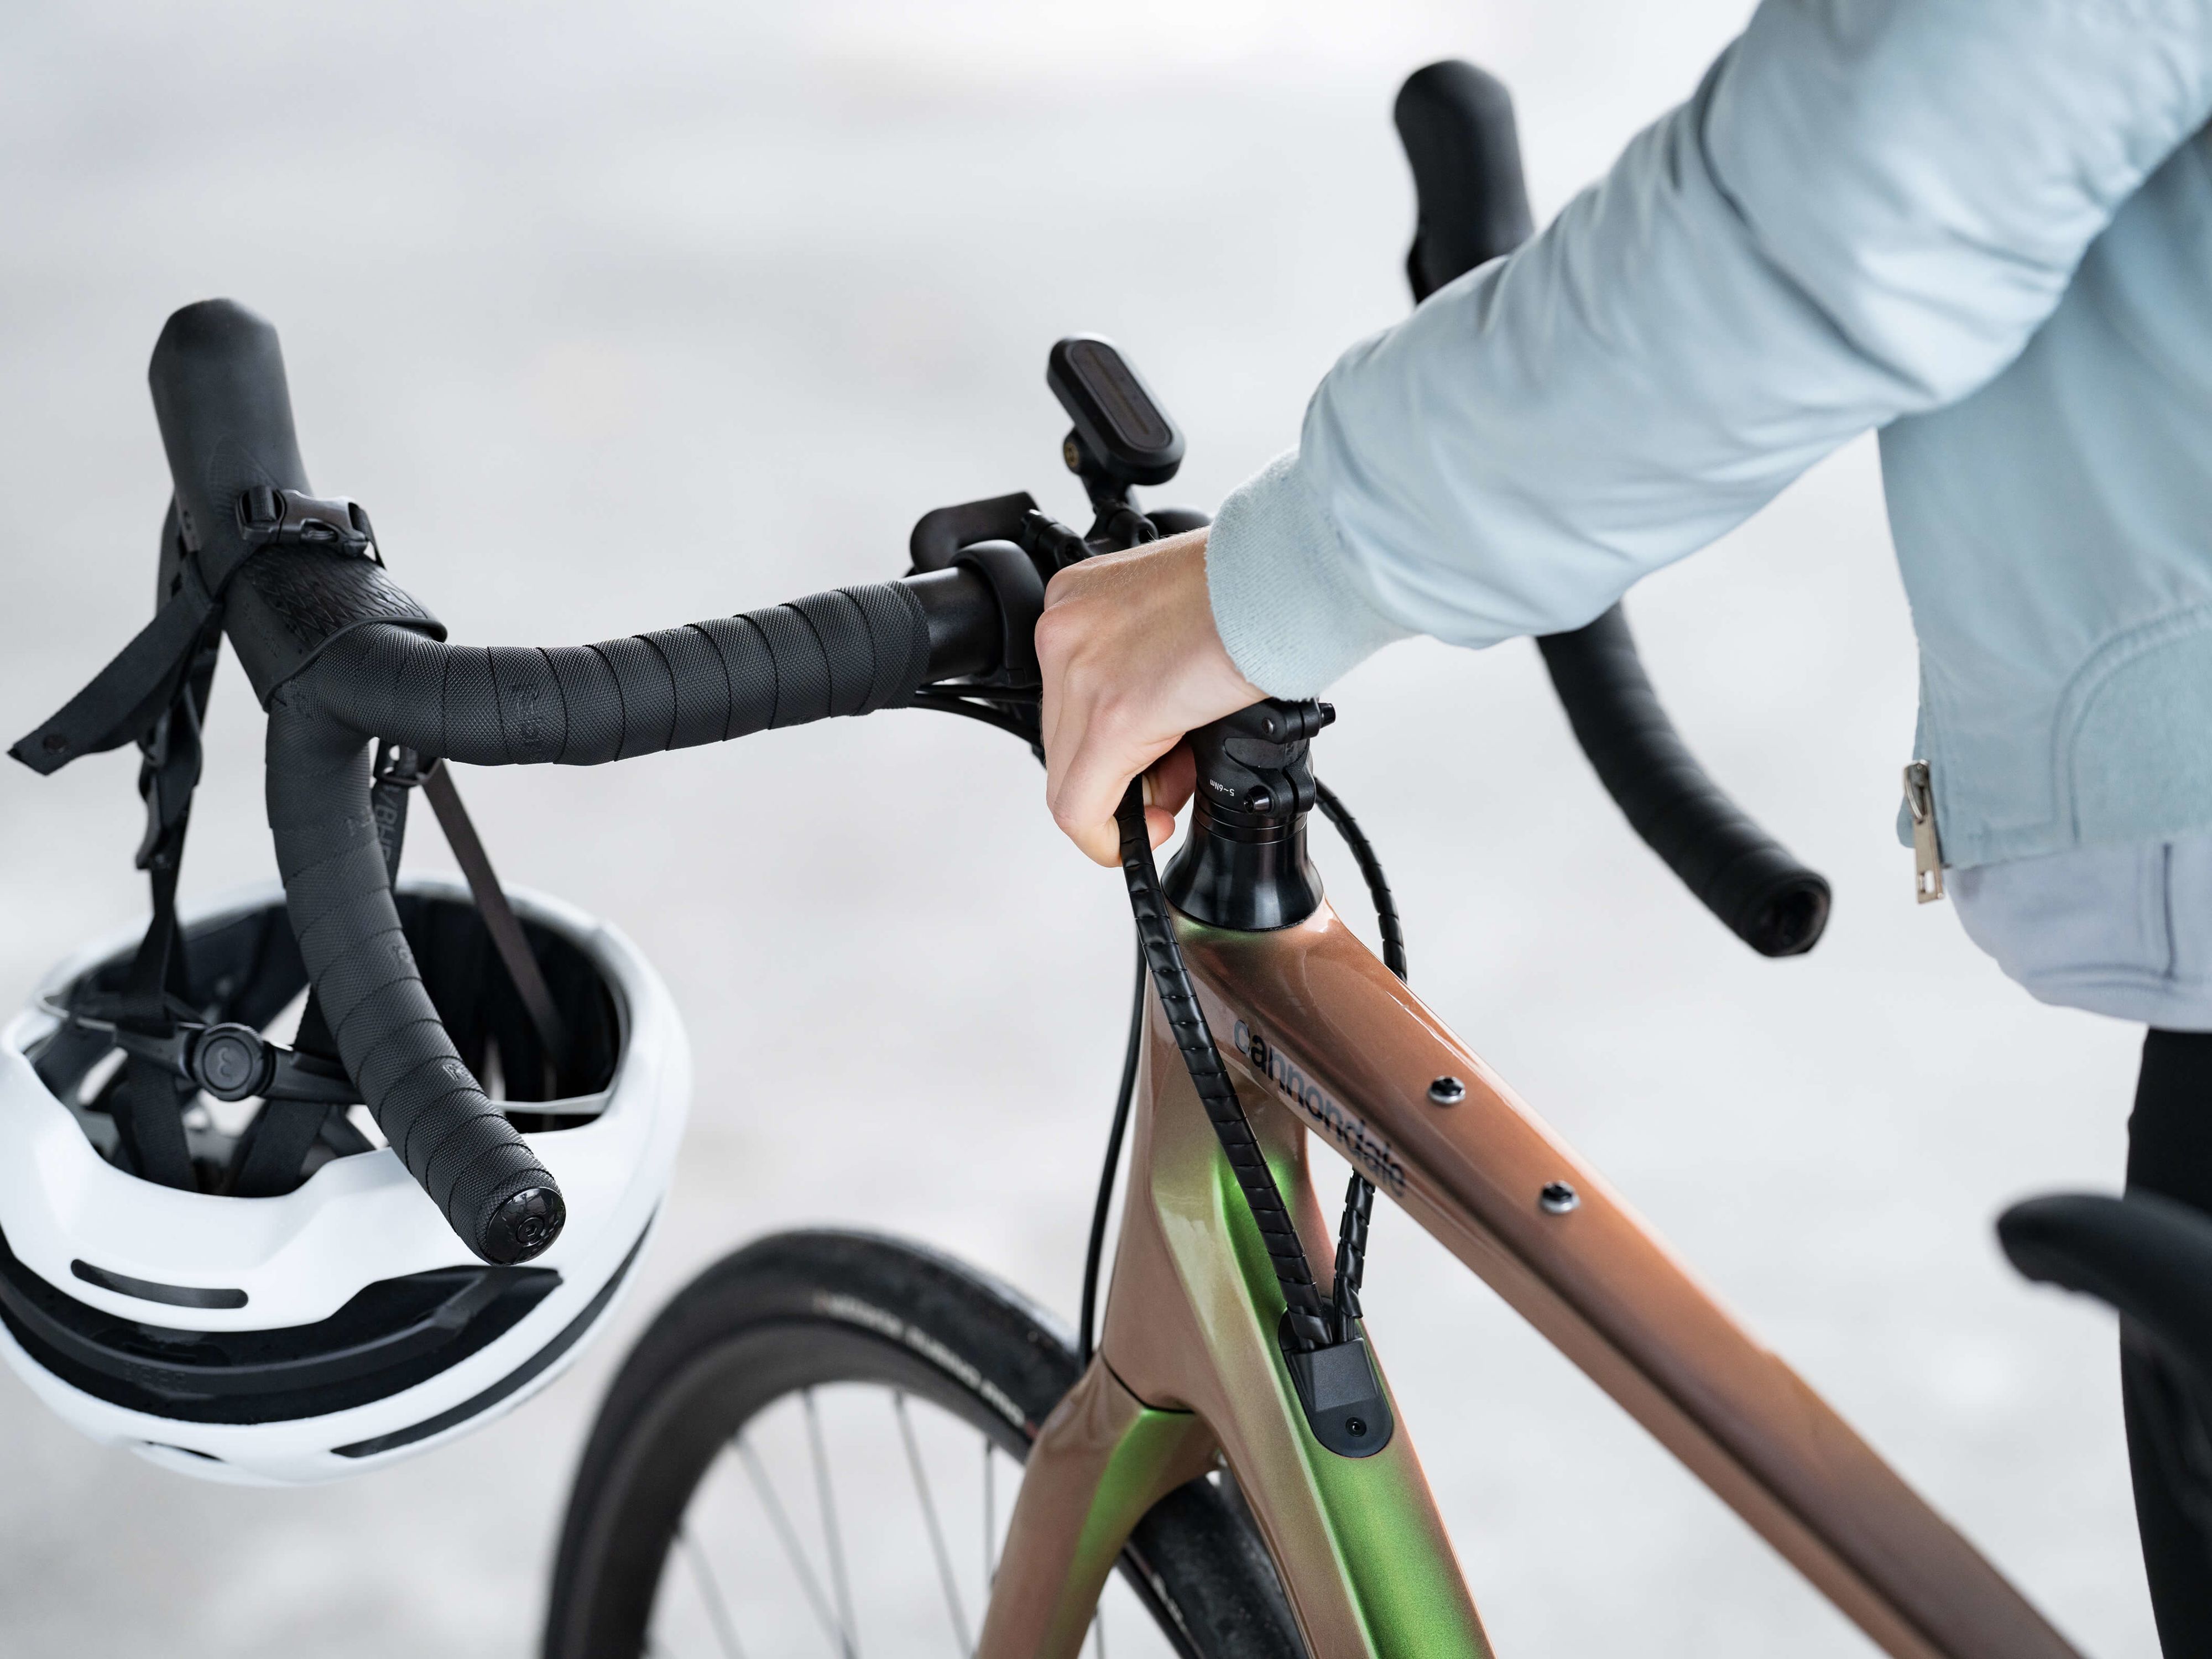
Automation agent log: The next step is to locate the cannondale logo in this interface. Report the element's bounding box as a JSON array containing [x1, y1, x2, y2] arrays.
[[1232, 1019, 1406, 1194]]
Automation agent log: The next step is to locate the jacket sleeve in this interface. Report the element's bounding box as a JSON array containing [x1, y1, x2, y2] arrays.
[[1207, 0, 2212, 696]]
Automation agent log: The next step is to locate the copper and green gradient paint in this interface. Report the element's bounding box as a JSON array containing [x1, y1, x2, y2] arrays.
[[979, 900, 2079, 1659], [979, 912, 1488, 1658]]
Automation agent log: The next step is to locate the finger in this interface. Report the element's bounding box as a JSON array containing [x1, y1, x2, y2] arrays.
[[1145, 804, 1179, 849], [1039, 679, 1075, 814], [1069, 812, 1120, 868], [1036, 624, 1082, 807], [1147, 743, 1196, 817], [1051, 713, 1175, 869], [1054, 737, 1152, 866]]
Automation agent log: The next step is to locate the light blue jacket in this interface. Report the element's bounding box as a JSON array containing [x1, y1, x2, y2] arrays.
[[1207, 0, 2212, 871]]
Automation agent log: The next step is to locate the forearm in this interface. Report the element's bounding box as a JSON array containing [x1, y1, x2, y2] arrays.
[[1212, 0, 2212, 696]]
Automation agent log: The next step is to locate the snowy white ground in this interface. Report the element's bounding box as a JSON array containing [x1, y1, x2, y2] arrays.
[[0, 2, 2157, 1653]]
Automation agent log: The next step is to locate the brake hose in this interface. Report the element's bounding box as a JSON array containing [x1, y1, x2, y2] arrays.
[[1315, 780, 1405, 982], [1077, 940, 1146, 1369], [1312, 780, 1401, 1337], [1114, 782, 1336, 1353]]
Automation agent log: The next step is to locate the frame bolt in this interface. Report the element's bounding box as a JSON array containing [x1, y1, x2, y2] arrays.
[[1538, 1181, 1580, 1215], [1426, 1076, 1465, 1106]]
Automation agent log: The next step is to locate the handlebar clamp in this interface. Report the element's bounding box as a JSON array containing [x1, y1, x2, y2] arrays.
[[1162, 699, 1336, 933]]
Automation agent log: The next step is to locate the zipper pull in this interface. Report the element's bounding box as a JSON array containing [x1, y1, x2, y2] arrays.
[[1903, 760, 1943, 904]]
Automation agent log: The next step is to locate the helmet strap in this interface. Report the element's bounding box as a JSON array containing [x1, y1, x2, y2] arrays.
[[102, 606, 223, 1189]]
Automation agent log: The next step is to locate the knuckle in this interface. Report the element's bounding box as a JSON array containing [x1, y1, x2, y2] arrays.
[[1032, 607, 1076, 664], [1091, 691, 1144, 744]]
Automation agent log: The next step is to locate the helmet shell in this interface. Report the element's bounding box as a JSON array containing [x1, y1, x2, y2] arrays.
[[0, 874, 688, 1484]]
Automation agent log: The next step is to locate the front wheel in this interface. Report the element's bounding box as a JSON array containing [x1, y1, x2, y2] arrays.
[[544, 1229, 1303, 1659]]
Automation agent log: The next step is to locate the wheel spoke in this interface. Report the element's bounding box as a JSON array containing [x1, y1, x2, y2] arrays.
[[893, 1391, 972, 1655], [805, 1389, 862, 1658], [676, 1526, 749, 1659], [983, 1441, 998, 1598], [734, 1433, 845, 1652], [570, 1246, 1287, 1659]]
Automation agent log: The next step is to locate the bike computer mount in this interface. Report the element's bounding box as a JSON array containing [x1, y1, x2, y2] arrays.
[[908, 335, 1203, 578], [1048, 333, 1182, 491]]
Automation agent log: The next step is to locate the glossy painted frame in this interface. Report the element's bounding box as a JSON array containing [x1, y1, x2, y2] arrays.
[[977, 902, 2082, 1659]]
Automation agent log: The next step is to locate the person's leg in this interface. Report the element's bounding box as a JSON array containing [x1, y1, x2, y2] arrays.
[[2124, 1028, 2212, 1652]]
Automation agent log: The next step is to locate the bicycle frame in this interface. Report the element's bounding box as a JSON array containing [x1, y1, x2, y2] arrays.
[[978, 900, 2082, 1659]]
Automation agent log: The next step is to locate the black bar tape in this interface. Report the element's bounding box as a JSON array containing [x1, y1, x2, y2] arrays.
[[394, 625, 446, 743], [594, 635, 677, 759], [648, 626, 731, 750], [1386, 77, 1828, 964], [1538, 606, 1830, 958], [790, 590, 874, 717], [259, 578, 929, 1263], [696, 617, 776, 738], [264, 680, 563, 1266], [300, 580, 930, 767], [845, 581, 931, 710], [753, 604, 831, 728], [546, 646, 622, 764], [487, 646, 562, 765], [441, 646, 503, 765]]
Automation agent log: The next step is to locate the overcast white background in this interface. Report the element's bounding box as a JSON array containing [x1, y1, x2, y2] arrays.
[[0, 2, 2157, 1655]]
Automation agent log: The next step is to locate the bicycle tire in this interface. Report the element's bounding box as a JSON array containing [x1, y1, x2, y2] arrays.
[[543, 1229, 1305, 1659]]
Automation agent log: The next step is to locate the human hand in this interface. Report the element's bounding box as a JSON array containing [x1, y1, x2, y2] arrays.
[[1036, 528, 1265, 865]]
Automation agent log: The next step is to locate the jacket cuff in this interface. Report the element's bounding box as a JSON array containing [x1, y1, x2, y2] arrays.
[[1205, 450, 1413, 697]]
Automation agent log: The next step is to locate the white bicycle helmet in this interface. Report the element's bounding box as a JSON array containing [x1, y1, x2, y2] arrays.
[[0, 873, 688, 1486]]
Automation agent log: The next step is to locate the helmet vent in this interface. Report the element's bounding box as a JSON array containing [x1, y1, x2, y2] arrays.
[[70, 1259, 246, 1310]]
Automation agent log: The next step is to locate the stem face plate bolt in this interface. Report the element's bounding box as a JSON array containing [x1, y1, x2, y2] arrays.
[[1427, 1075, 1466, 1107], [1538, 1181, 1580, 1215]]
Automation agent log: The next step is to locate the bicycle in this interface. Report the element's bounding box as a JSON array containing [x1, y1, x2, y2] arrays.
[[11, 56, 2206, 1659]]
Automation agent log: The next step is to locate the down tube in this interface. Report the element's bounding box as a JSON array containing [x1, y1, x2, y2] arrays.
[[1177, 901, 2079, 1659]]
